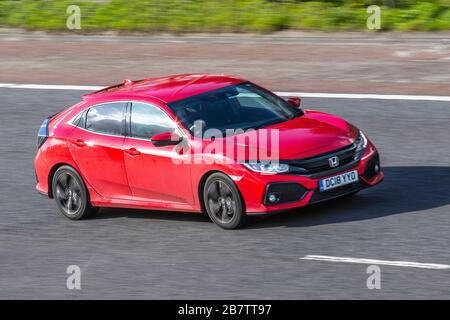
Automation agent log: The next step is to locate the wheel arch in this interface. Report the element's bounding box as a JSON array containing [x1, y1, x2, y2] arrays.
[[48, 163, 80, 198], [198, 170, 221, 213], [198, 170, 246, 213]]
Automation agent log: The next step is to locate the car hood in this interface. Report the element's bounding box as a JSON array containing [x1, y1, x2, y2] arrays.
[[210, 110, 359, 161]]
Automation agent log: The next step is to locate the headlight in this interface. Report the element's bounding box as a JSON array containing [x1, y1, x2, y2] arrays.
[[242, 162, 290, 174], [354, 131, 368, 160]]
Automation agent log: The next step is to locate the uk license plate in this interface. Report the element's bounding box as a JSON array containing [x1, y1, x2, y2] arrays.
[[319, 170, 359, 192]]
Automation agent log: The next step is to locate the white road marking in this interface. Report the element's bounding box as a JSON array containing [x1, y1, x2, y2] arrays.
[[300, 255, 450, 270], [0, 83, 450, 101], [0, 83, 102, 90], [276, 92, 450, 102]]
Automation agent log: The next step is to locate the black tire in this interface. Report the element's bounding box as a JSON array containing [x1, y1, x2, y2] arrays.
[[203, 173, 247, 229], [51, 166, 98, 220]]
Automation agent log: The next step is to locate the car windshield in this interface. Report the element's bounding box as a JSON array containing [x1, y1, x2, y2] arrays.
[[167, 82, 302, 136]]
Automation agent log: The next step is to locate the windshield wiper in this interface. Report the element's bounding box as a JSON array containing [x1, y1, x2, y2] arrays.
[[288, 109, 303, 120], [250, 119, 287, 131]]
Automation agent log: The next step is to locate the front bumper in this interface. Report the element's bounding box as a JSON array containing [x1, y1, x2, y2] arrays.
[[308, 180, 367, 205], [236, 142, 384, 214]]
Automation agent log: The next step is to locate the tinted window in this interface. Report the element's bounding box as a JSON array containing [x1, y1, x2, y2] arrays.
[[73, 110, 87, 128], [130, 102, 175, 139], [85, 102, 125, 135], [167, 82, 301, 135]]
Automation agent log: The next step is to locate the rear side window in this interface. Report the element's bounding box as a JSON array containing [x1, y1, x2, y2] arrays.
[[85, 102, 126, 136], [73, 110, 87, 128], [130, 102, 176, 139]]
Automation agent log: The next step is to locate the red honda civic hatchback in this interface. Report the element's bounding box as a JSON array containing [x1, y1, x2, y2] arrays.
[[35, 74, 383, 229]]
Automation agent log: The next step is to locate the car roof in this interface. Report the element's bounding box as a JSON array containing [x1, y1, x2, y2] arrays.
[[83, 74, 246, 104]]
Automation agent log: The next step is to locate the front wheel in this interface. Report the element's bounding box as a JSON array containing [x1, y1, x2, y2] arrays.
[[52, 166, 98, 220], [203, 173, 247, 229]]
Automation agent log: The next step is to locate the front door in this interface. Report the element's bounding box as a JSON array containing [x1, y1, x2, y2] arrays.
[[123, 102, 193, 205]]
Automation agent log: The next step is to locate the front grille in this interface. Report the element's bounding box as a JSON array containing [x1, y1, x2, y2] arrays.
[[309, 181, 366, 204], [282, 143, 358, 178]]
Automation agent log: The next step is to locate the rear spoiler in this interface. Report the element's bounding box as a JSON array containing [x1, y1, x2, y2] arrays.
[[82, 79, 138, 100]]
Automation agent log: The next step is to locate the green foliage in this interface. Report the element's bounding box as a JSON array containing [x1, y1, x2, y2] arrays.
[[0, 0, 448, 32]]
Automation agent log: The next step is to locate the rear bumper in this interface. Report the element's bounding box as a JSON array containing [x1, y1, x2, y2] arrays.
[[240, 143, 383, 215], [34, 148, 50, 197]]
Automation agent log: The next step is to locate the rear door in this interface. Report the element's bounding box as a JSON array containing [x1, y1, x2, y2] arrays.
[[68, 102, 132, 200]]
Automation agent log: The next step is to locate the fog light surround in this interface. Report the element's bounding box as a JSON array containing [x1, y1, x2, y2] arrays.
[[264, 182, 307, 205], [363, 152, 381, 180]]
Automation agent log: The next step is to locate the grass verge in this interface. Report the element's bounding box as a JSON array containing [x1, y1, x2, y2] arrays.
[[0, 0, 449, 32]]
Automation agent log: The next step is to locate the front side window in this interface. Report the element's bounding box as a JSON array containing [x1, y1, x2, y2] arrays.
[[130, 102, 176, 139], [167, 82, 302, 135], [85, 102, 126, 136]]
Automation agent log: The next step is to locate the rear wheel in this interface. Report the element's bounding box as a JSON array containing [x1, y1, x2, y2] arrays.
[[52, 166, 97, 220], [203, 173, 247, 229]]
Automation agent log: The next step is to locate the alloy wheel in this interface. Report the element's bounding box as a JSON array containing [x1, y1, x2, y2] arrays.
[[55, 172, 83, 215], [206, 180, 237, 224]]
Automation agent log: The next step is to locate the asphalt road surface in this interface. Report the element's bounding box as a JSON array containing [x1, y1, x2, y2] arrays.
[[0, 88, 449, 299], [1, 30, 449, 96]]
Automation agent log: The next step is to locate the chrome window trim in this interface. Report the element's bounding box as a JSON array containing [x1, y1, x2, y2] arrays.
[[67, 123, 125, 139], [66, 100, 186, 141]]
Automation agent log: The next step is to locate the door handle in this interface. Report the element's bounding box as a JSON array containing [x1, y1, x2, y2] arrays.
[[125, 147, 141, 156], [73, 138, 86, 147]]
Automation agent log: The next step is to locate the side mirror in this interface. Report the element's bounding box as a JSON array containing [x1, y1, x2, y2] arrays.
[[151, 132, 182, 147], [287, 96, 301, 108]]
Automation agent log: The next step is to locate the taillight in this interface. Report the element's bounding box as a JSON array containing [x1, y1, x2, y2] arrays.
[[37, 118, 50, 148]]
